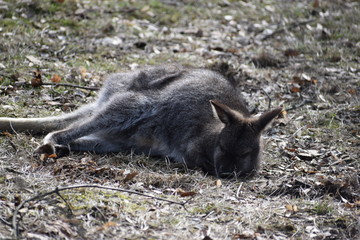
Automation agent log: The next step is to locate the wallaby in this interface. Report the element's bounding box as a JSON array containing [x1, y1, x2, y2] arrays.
[[0, 65, 282, 178]]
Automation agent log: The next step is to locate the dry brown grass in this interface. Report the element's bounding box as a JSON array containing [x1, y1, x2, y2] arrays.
[[1, 0, 359, 239]]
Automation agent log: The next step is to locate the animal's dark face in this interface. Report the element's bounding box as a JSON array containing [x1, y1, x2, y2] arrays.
[[209, 100, 282, 179], [213, 125, 261, 178]]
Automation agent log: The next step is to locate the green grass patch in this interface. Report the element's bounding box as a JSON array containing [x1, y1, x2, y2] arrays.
[[312, 201, 333, 215]]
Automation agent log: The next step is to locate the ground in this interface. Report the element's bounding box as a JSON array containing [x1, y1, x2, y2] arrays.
[[0, 0, 359, 239]]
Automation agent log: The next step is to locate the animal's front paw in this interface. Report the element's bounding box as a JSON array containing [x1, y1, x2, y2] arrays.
[[34, 143, 70, 157]]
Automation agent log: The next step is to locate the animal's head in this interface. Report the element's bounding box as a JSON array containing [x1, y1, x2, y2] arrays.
[[210, 100, 282, 178]]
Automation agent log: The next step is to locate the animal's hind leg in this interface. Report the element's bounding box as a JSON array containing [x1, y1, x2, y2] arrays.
[[35, 93, 151, 155], [69, 136, 124, 153]]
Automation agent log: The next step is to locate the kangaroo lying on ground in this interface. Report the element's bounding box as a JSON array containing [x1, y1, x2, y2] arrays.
[[0, 65, 282, 177]]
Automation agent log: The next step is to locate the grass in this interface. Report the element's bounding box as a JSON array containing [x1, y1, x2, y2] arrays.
[[0, 0, 359, 239], [313, 201, 334, 215]]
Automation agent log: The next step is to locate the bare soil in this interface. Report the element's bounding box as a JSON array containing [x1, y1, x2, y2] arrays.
[[0, 0, 359, 239]]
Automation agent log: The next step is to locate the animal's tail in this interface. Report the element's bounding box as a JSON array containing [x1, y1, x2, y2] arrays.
[[0, 103, 96, 134], [0, 117, 65, 134]]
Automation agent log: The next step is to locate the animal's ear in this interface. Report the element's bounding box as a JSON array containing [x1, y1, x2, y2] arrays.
[[210, 100, 238, 125], [255, 107, 283, 131]]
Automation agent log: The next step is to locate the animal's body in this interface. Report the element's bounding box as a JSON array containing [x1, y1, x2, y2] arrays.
[[0, 65, 282, 177]]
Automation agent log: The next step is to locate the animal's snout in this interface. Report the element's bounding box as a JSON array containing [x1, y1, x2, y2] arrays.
[[219, 171, 235, 178], [217, 165, 237, 178]]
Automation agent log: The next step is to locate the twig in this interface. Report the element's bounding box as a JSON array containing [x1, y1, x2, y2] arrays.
[[12, 81, 100, 91], [12, 184, 188, 239], [285, 99, 312, 112], [236, 182, 244, 198], [0, 215, 12, 227], [42, 82, 100, 91], [261, 19, 316, 41], [55, 191, 73, 215], [261, 88, 272, 110], [93, 205, 107, 222]]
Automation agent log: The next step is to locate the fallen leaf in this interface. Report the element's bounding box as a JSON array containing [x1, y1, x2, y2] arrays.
[[79, 67, 87, 79], [51, 74, 61, 83], [285, 147, 297, 152], [292, 76, 302, 84], [176, 189, 197, 197], [48, 153, 58, 158], [313, 0, 320, 8], [96, 221, 117, 231], [31, 69, 43, 87], [343, 202, 356, 208], [123, 172, 138, 182], [284, 48, 299, 57], [26, 55, 42, 65], [31, 78, 42, 87], [311, 77, 318, 85], [348, 88, 357, 95], [179, 191, 197, 197], [285, 204, 299, 212], [215, 179, 222, 187], [297, 149, 322, 160], [290, 86, 301, 93], [330, 55, 341, 62], [232, 233, 253, 239], [278, 109, 287, 118], [2, 131, 13, 137], [14, 194, 21, 207]]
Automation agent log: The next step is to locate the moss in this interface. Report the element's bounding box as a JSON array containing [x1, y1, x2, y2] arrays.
[[317, 113, 340, 129], [191, 203, 217, 214], [0, 176, 6, 184], [312, 201, 333, 215], [56, 19, 80, 29], [0, 19, 18, 28]]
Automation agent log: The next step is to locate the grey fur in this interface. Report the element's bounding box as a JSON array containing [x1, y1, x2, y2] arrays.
[[0, 65, 282, 177]]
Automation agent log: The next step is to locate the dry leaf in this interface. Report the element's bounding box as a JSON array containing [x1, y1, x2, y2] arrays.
[[79, 67, 87, 79], [343, 202, 356, 208], [284, 48, 299, 57], [215, 179, 222, 187], [14, 194, 21, 207], [290, 86, 301, 93], [285, 147, 297, 152], [2, 131, 13, 137], [124, 172, 138, 182], [51, 74, 62, 83], [311, 77, 318, 85], [330, 55, 341, 62], [48, 153, 58, 158], [96, 221, 117, 231], [179, 191, 197, 197], [26, 55, 42, 65], [348, 88, 357, 95], [292, 76, 302, 84], [313, 0, 320, 8], [278, 109, 287, 118], [232, 233, 253, 239], [285, 204, 299, 212], [31, 69, 43, 87], [176, 188, 197, 197]]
